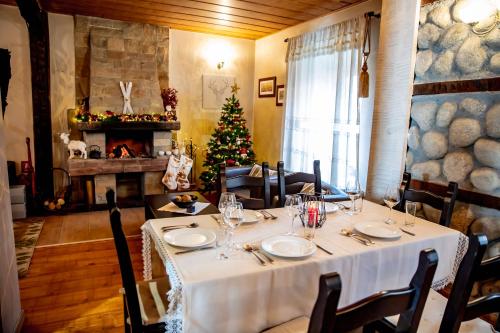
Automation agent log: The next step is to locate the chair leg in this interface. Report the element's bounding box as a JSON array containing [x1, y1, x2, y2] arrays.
[[123, 295, 131, 333]]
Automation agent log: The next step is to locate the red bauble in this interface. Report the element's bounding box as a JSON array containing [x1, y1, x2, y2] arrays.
[[226, 159, 236, 166], [239, 148, 247, 154]]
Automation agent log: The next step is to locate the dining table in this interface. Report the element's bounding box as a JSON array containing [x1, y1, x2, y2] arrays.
[[141, 200, 468, 333]]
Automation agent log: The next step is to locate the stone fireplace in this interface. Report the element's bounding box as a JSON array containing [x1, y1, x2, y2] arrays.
[[68, 16, 179, 206]]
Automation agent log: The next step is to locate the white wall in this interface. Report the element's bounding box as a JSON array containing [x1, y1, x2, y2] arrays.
[[253, 0, 382, 171], [169, 29, 255, 184], [0, 104, 22, 333], [0, 5, 34, 173], [49, 13, 76, 189]]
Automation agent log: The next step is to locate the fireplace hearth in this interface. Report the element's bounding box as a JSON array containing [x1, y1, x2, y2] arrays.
[[68, 122, 177, 205], [106, 131, 153, 158]]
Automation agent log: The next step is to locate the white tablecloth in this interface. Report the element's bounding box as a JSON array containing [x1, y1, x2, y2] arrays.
[[141, 201, 467, 333]]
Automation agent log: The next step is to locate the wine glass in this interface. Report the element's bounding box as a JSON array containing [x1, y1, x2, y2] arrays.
[[285, 194, 302, 235], [383, 185, 400, 225], [218, 192, 236, 217], [222, 202, 244, 252], [345, 176, 361, 216]]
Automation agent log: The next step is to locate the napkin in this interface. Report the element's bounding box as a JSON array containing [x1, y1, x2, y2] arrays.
[[158, 202, 211, 215]]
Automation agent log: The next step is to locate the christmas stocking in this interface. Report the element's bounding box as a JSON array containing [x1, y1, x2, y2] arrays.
[[177, 155, 193, 190], [162, 155, 181, 190]]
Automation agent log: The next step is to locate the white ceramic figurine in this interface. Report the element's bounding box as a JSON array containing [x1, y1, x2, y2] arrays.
[[60, 133, 87, 159]]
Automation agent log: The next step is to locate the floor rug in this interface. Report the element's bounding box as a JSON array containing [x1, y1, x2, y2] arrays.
[[13, 218, 44, 278]]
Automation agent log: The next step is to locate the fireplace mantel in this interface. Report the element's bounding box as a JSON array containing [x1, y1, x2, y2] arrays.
[[77, 121, 180, 131], [68, 158, 168, 176]]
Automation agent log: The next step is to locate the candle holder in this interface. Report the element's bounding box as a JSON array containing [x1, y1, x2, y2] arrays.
[[299, 195, 327, 228]]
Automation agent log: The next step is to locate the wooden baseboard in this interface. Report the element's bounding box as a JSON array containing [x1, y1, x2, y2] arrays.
[[15, 310, 24, 333]]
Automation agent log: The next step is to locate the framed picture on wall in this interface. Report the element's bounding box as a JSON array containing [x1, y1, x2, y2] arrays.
[[258, 77, 276, 98], [276, 85, 285, 106]]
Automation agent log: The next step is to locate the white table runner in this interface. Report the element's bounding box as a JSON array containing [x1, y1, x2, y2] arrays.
[[141, 201, 467, 333]]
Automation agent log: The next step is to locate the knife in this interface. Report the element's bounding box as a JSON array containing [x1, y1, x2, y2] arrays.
[[175, 246, 215, 255], [400, 228, 416, 236], [313, 242, 333, 255]]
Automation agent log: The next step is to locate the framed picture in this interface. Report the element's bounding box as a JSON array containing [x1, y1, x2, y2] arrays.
[[276, 85, 285, 106], [202, 75, 235, 109], [258, 77, 276, 98]]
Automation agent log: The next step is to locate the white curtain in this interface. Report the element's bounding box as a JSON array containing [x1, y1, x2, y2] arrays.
[[283, 17, 364, 189]]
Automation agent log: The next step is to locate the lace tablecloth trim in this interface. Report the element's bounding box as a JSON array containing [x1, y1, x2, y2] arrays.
[[432, 232, 469, 290], [141, 223, 184, 333]]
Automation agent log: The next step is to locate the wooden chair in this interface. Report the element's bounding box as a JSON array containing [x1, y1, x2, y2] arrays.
[[276, 160, 322, 207], [216, 162, 271, 209], [396, 172, 458, 227], [106, 189, 170, 333], [368, 234, 499, 333], [276, 160, 349, 207], [263, 249, 439, 333]]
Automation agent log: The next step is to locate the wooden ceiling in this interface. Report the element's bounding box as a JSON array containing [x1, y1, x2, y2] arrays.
[[1, 0, 366, 39]]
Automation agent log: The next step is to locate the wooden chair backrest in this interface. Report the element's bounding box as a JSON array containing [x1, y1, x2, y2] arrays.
[[398, 172, 458, 227], [441, 234, 499, 332], [277, 160, 322, 207], [217, 162, 271, 209], [308, 249, 438, 333], [106, 189, 142, 332]]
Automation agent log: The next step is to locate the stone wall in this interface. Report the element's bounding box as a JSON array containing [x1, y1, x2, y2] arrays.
[[408, 92, 499, 196], [415, 0, 500, 83], [75, 16, 168, 113], [409, 0, 499, 261]]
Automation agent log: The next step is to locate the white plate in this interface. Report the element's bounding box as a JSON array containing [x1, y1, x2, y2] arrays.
[[261, 235, 316, 259], [324, 202, 340, 214], [241, 210, 263, 223], [354, 222, 402, 239], [163, 228, 216, 248]]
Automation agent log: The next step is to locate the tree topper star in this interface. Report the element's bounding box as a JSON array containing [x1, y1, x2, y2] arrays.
[[231, 82, 241, 94]]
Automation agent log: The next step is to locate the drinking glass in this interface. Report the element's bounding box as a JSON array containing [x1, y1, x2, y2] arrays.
[[218, 192, 236, 217], [222, 202, 244, 252], [345, 177, 362, 216], [303, 200, 318, 240], [383, 185, 400, 225], [215, 227, 229, 260], [284, 194, 302, 235], [405, 201, 417, 227]]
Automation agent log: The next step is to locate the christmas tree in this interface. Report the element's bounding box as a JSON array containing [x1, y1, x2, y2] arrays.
[[200, 85, 256, 190]]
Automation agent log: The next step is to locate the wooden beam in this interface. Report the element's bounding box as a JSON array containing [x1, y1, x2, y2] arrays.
[[411, 179, 500, 210], [16, 0, 54, 200], [413, 78, 500, 96]]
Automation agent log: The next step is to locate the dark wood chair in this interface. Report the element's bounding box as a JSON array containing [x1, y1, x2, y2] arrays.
[[396, 172, 458, 227], [276, 160, 349, 207], [263, 249, 439, 333], [369, 234, 499, 333], [106, 189, 170, 333], [216, 162, 271, 209], [276, 160, 322, 207]]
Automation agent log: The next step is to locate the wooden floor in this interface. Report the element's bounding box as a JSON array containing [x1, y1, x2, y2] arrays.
[[20, 208, 147, 332], [37, 207, 145, 246]]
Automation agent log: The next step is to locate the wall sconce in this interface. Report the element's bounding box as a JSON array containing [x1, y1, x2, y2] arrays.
[[456, 0, 499, 36], [202, 39, 235, 70]]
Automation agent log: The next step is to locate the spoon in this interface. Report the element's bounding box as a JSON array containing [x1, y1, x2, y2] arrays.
[[161, 222, 199, 231], [250, 244, 274, 264], [243, 244, 267, 265], [340, 229, 372, 246]]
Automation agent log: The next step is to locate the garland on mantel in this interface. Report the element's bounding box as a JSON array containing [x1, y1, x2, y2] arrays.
[[75, 109, 176, 123]]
